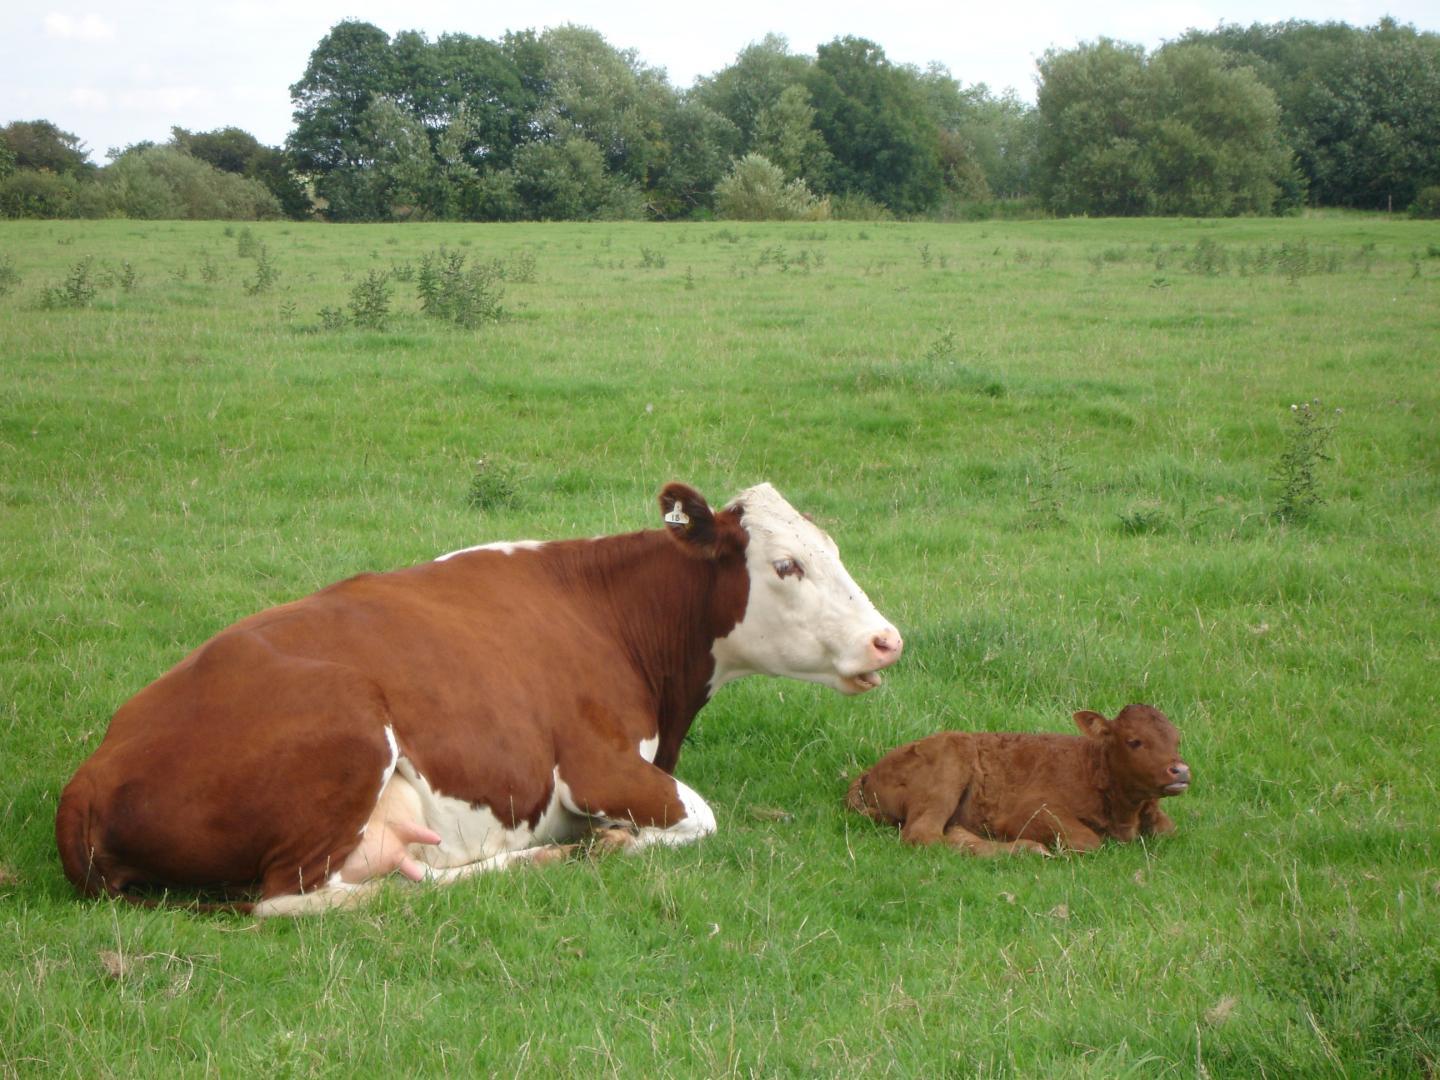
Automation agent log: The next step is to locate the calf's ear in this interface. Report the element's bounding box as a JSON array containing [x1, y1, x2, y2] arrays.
[[658, 482, 743, 559], [1073, 710, 1110, 739]]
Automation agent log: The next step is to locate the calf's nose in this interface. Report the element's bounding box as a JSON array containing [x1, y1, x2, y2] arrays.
[[1169, 763, 1190, 781]]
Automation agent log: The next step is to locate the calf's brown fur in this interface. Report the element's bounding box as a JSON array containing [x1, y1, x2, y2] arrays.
[[847, 704, 1190, 855]]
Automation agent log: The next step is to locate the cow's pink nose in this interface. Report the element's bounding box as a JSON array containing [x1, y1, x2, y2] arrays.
[[1169, 763, 1190, 780], [871, 630, 903, 666]]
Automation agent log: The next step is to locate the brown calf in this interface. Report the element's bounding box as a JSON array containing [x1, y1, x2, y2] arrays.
[[847, 704, 1189, 855]]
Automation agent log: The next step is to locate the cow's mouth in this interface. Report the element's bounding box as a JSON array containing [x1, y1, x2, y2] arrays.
[[842, 671, 883, 694], [1162, 780, 1190, 795]]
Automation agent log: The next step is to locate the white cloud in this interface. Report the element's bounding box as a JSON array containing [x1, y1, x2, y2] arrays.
[[117, 86, 213, 112], [68, 86, 111, 110], [44, 12, 117, 41]]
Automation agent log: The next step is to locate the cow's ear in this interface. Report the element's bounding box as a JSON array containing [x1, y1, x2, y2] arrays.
[[1073, 710, 1110, 740], [656, 486, 743, 561]]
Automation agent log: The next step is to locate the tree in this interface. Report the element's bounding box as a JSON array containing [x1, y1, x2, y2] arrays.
[[171, 126, 310, 218], [645, 97, 737, 218], [288, 20, 400, 218], [1035, 39, 1152, 215], [496, 136, 644, 221], [1142, 45, 1294, 215], [693, 35, 812, 151], [1034, 38, 1295, 215], [356, 97, 441, 218], [917, 67, 1037, 199], [805, 37, 944, 213], [1181, 19, 1440, 208], [752, 84, 833, 188], [1, 120, 95, 176], [529, 25, 673, 188]]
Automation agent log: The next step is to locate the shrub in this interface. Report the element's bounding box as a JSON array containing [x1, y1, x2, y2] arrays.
[[416, 248, 504, 328], [1410, 185, 1440, 219], [348, 270, 392, 330], [99, 147, 281, 220], [40, 256, 97, 308], [242, 243, 279, 295], [0, 168, 81, 218], [1272, 400, 1340, 522], [716, 154, 829, 221]]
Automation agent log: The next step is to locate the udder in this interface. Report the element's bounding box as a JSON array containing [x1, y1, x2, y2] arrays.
[[339, 775, 442, 884]]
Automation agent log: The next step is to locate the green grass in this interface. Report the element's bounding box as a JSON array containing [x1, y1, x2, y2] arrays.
[[2, 213, 1438, 1076]]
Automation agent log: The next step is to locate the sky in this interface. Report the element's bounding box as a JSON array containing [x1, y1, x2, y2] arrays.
[[3, 1, 1437, 164]]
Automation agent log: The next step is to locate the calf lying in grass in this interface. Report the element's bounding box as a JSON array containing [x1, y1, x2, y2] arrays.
[[847, 704, 1190, 855]]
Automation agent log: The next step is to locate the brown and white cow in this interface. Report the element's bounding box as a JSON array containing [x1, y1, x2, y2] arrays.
[[847, 704, 1189, 855], [56, 482, 902, 915]]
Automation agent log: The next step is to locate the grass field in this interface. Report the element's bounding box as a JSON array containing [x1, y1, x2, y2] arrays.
[[2, 213, 1438, 1076]]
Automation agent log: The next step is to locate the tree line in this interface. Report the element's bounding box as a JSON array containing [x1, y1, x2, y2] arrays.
[[3, 18, 1437, 222]]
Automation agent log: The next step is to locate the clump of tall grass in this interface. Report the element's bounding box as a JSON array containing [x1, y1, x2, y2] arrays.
[[467, 456, 522, 510], [0, 254, 21, 298], [507, 249, 538, 283]]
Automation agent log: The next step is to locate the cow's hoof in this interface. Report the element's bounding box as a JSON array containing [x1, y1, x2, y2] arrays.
[[589, 827, 638, 854], [530, 844, 578, 867]]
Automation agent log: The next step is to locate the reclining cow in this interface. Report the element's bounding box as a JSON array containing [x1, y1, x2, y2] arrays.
[[847, 704, 1189, 855], [57, 482, 903, 915]]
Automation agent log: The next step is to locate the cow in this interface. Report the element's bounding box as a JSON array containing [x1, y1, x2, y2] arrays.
[[57, 482, 903, 915], [846, 704, 1189, 855]]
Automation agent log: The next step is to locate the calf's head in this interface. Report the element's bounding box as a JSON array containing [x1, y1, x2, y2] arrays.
[[661, 482, 902, 695], [1074, 703, 1191, 798]]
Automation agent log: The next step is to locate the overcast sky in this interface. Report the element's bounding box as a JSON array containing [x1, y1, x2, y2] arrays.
[[3, 1, 1436, 163]]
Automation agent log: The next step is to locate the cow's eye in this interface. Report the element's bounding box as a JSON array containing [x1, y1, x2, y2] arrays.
[[1126, 738, 1143, 749], [773, 558, 804, 580]]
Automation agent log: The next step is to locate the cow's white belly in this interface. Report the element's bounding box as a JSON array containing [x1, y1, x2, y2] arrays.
[[393, 757, 584, 869]]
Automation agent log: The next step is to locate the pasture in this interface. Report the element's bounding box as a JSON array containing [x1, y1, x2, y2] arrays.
[[2, 214, 1437, 1076]]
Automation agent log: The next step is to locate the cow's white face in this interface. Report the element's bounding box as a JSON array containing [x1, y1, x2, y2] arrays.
[[709, 483, 903, 695]]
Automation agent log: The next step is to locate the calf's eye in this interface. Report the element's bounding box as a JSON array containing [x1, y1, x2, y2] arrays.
[[1126, 739, 1143, 749], [773, 558, 804, 580]]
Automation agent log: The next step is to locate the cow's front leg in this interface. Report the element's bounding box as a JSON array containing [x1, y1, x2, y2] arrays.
[[558, 750, 716, 852]]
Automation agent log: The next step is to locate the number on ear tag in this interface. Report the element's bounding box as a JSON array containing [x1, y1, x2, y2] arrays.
[[664, 500, 690, 527]]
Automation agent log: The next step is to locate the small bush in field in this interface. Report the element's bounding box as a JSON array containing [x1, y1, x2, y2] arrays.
[[1272, 400, 1340, 522], [243, 244, 279, 295], [416, 248, 504, 328], [41, 256, 97, 308], [348, 270, 392, 330]]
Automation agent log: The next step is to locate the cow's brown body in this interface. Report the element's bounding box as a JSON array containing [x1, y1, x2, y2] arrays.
[[847, 705, 1189, 855], [57, 482, 903, 914]]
